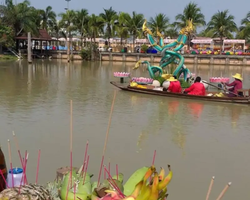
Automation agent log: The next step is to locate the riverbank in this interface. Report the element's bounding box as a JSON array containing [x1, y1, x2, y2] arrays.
[[0, 54, 18, 60], [99, 52, 250, 66]]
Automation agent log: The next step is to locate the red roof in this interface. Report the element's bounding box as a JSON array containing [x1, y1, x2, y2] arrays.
[[15, 29, 55, 41]]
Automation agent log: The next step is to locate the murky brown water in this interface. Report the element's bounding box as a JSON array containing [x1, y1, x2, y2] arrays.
[[0, 60, 250, 200]]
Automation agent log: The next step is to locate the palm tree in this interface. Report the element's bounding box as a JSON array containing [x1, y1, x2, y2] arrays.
[[48, 20, 62, 48], [88, 14, 104, 44], [114, 12, 130, 46], [59, 10, 77, 61], [88, 14, 104, 60], [1, 0, 38, 36], [39, 6, 56, 30], [165, 24, 179, 38], [175, 2, 206, 49], [99, 7, 117, 44], [148, 13, 170, 36], [237, 12, 250, 43], [206, 10, 238, 52], [74, 9, 89, 48], [125, 11, 144, 52]]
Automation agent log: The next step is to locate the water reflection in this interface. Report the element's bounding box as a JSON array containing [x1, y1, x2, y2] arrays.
[[186, 101, 204, 119], [0, 61, 250, 200]]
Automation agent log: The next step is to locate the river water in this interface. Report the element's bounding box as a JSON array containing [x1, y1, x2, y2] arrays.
[[0, 60, 250, 200]]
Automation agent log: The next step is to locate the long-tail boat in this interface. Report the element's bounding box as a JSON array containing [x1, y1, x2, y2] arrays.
[[110, 81, 250, 105]]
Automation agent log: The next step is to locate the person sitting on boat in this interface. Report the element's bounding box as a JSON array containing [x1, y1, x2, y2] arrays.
[[183, 76, 206, 96], [167, 76, 182, 93], [222, 73, 243, 97]]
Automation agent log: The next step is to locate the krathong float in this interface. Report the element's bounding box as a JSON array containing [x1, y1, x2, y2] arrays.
[[209, 77, 230, 83], [114, 72, 130, 77], [133, 19, 195, 87]]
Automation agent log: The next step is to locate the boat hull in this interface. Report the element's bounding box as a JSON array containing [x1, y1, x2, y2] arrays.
[[110, 82, 250, 105]]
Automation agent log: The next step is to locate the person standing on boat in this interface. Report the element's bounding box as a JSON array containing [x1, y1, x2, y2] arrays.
[[183, 76, 206, 96], [222, 73, 243, 97], [167, 76, 182, 93]]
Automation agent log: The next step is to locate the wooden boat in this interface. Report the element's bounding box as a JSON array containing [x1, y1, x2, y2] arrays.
[[110, 81, 250, 105]]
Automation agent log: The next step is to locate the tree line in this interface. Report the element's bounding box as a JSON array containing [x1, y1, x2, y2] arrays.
[[0, 0, 249, 50]]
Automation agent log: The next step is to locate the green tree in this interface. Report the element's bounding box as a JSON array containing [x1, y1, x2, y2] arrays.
[[74, 9, 89, 48], [114, 12, 130, 45], [206, 10, 238, 52], [124, 11, 144, 52], [237, 12, 250, 43], [88, 14, 104, 43], [99, 7, 117, 44], [174, 2, 206, 49], [39, 6, 56, 30], [148, 13, 170, 36], [0, 0, 38, 36], [59, 10, 77, 61], [0, 24, 14, 48]]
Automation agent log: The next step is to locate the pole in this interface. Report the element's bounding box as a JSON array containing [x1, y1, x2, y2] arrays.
[[27, 32, 32, 63]]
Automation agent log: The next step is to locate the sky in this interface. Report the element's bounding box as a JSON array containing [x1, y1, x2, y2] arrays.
[[26, 0, 250, 27]]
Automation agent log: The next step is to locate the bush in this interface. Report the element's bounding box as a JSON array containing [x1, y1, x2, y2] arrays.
[[79, 48, 91, 60], [141, 44, 148, 53]]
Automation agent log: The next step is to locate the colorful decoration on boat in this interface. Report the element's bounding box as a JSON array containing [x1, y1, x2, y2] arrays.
[[209, 77, 230, 83], [131, 77, 154, 85], [114, 72, 130, 77], [133, 19, 194, 81]]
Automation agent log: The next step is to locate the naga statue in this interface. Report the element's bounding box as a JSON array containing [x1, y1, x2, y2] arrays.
[[133, 19, 194, 82]]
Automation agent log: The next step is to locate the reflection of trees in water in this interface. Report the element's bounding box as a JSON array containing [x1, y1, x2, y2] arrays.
[[0, 61, 57, 112], [167, 101, 186, 154], [134, 97, 187, 154]]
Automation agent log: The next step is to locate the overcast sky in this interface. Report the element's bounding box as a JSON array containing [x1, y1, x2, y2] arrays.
[[27, 0, 249, 26]]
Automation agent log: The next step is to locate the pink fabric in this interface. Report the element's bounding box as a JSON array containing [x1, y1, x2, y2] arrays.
[[184, 82, 206, 96], [225, 79, 242, 94]]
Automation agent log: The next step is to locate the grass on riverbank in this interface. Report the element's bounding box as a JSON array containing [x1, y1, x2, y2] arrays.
[[0, 54, 18, 60]]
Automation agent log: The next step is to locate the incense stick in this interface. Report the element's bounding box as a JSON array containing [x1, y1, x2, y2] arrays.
[[152, 150, 156, 165], [206, 176, 215, 200], [70, 100, 73, 187], [82, 155, 89, 185], [7, 140, 14, 188], [12, 131, 23, 168], [81, 141, 89, 177], [150, 150, 156, 182], [35, 150, 41, 184], [66, 100, 73, 200], [104, 166, 124, 197], [108, 161, 110, 174], [97, 91, 117, 186], [104, 167, 106, 179], [23, 152, 29, 184], [216, 182, 231, 200]]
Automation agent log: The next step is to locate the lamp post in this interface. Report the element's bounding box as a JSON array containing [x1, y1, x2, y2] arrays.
[[65, 0, 71, 10]]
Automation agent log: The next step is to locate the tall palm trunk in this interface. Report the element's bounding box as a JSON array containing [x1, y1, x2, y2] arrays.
[[220, 37, 223, 55], [91, 37, 94, 61], [132, 35, 135, 53], [67, 33, 70, 62]]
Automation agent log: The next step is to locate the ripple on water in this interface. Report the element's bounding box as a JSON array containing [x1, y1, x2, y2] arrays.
[[0, 61, 249, 200]]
